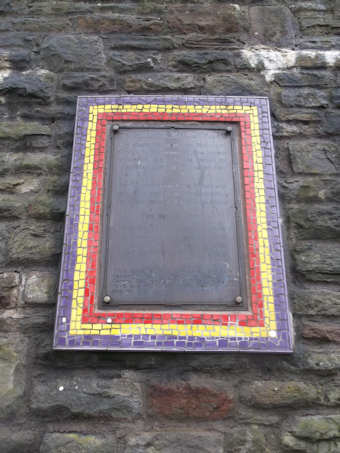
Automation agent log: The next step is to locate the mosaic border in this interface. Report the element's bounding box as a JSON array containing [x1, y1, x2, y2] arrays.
[[54, 95, 293, 352]]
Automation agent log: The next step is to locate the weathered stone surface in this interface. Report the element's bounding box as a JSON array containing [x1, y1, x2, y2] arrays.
[[323, 112, 340, 134], [0, 21, 16, 33], [148, 382, 233, 420], [273, 121, 308, 138], [298, 35, 340, 50], [335, 0, 340, 17], [235, 47, 296, 72], [52, 119, 73, 145], [273, 107, 321, 122], [110, 52, 158, 73], [40, 433, 115, 453], [238, 409, 280, 426], [41, 175, 69, 195], [295, 51, 331, 68], [224, 426, 273, 453], [19, 104, 76, 121], [301, 352, 340, 374], [0, 152, 68, 175], [302, 321, 340, 343], [0, 121, 51, 139], [0, 48, 31, 70], [282, 433, 340, 453], [240, 381, 320, 408], [0, 306, 54, 332], [0, 0, 13, 12], [0, 225, 8, 266], [324, 386, 340, 406], [31, 371, 143, 419], [281, 176, 340, 203], [0, 175, 39, 193], [250, 6, 298, 47], [204, 73, 267, 96], [60, 73, 114, 91], [181, 34, 244, 50], [24, 271, 57, 304], [273, 70, 335, 87], [293, 288, 340, 316], [0, 33, 36, 49], [26, 135, 52, 149], [331, 88, 340, 106], [11, 18, 72, 33], [294, 241, 340, 282], [107, 35, 177, 50], [290, 415, 340, 441], [289, 205, 340, 239], [124, 431, 224, 453], [0, 195, 25, 218], [74, 14, 163, 34], [124, 73, 202, 93], [8, 223, 63, 264], [0, 272, 19, 309], [166, 4, 245, 35], [0, 334, 26, 418], [0, 426, 39, 453], [300, 13, 334, 32], [0, 69, 56, 102], [289, 141, 340, 174], [27, 194, 66, 220], [41, 35, 105, 72], [168, 51, 235, 72], [281, 88, 328, 107], [27, 1, 92, 15]]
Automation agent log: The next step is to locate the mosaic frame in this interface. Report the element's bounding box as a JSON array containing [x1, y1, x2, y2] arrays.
[[54, 95, 293, 352]]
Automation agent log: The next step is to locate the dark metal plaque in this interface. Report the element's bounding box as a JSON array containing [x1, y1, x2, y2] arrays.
[[100, 123, 246, 309]]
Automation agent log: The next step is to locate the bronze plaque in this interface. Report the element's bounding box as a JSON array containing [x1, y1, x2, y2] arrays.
[[99, 123, 246, 309]]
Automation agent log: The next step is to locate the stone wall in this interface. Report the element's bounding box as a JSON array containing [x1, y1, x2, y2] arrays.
[[0, 0, 340, 452]]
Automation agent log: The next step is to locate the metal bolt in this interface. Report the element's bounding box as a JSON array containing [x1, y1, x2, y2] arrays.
[[226, 126, 232, 133], [113, 124, 119, 133], [103, 295, 111, 304], [235, 295, 243, 304]]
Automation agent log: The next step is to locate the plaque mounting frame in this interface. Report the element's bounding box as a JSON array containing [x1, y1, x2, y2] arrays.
[[53, 95, 294, 353]]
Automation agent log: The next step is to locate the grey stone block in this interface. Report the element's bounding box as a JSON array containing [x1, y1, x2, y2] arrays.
[[0, 69, 56, 102], [40, 433, 115, 453], [295, 241, 340, 282], [24, 271, 57, 304], [250, 6, 298, 47], [289, 141, 340, 174], [41, 35, 106, 72], [0, 334, 27, 418], [124, 431, 224, 453], [8, 222, 63, 264], [31, 370, 143, 419]]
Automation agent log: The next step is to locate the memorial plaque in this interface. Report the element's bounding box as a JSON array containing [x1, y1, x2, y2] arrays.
[[54, 95, 293, 353], [99, 123, 247, 309]]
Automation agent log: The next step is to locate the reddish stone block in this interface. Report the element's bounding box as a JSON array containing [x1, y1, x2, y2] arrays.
[[166, 5, 245, 34], [302, 321, 340, 343], [148, 383, 233, 420]]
